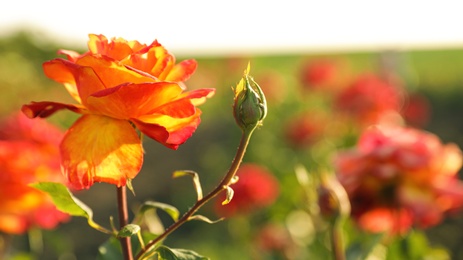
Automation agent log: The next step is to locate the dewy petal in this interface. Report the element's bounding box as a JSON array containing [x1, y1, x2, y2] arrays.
[[165, 59, 197, 82], [86, 82, 184, 119], [21, 101, 87, 119], [60, 115, 143, 190]]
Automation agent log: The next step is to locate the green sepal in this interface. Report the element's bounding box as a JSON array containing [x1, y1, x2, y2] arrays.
[[172, 170, 203, 201], [117, 224, 141, 238], [221, 186, 234, 205], [135, 201, 180, 223], [187, 215, 223, 224]]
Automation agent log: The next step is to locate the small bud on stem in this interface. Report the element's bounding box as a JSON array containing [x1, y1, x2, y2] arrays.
[[233, 63, 267, 132]]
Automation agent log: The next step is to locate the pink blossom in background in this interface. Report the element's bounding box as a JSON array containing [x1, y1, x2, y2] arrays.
[[334, 125, 463, 235]]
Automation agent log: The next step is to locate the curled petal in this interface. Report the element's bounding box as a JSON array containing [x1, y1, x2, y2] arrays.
[[133, 110, 202, 150], [74, 55, 157, 92], [43, 58, 105, 105], [57, 49, 83, 62], [181, 88, 216, 106], [165, 59, 197, 82], [21, 101, 87, 118], [88, 34, 147, 60], [86, 82, 184, 119], [60, 115, 143, 190], [130, 119, 171, 148], [43, 59, 81, 103]]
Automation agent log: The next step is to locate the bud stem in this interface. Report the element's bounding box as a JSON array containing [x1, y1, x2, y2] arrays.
[[134, 129, 255, 260]]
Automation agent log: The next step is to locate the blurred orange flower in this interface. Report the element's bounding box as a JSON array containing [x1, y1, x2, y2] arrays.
[[215, 164, 279, 217], [0, 113, 69, 234], [22, 34, 215, 190], [334, 125, 463, 234]]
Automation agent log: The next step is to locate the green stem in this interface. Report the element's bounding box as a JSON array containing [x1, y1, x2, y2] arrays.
[[135, 129, 254, 260], [330, 220, 345, 260], [117, 185, 133, 260]]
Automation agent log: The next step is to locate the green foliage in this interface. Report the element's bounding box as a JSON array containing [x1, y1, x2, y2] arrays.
[[386, 231, 451, 260], [135, 201, 181, 223], [155, 245, 209, 260], [172, 170, 203, 201], [31, 182, 112, 234], [31, 182, 92, 218], [117, 224, 141, 238], [96, 232, 158, 260]]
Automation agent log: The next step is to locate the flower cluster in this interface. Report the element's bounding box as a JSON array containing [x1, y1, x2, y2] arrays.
[[22, 34, 215, 190], [0, 113, 69, 234], [334, 125, 463, 234]]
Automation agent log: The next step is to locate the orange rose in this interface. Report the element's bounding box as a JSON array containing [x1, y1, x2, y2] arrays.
[[22, 34, 215, 189]]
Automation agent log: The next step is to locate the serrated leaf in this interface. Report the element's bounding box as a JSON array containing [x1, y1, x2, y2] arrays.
[[156, 245, 209, 260], [117, 224, 140, 238], [172, 170, 203, 200], [31, 182, 92, 218], [221, 186, 234, 205], [188, 215, 223, 224], [137, 201, 180, 222]]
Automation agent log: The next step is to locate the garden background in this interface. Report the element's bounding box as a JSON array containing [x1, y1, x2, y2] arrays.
[[2, 30, 463, 259]]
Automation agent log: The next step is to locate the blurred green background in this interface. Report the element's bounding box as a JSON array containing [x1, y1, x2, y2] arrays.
[[2, 30, 463, 260]]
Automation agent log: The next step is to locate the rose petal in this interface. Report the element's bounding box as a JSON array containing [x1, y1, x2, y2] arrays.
[[75, 55, 157, 91], [86, 82, 184, 119], [43, 59, 81, 103], [133, 110, 202, 149], [165, 59, 197, 82], [43, 58, 106, 105], [60, 115, 143, 190], [57, 49, 83, 62], [21, 101, 87, 119], [88, 34, 136, 60]]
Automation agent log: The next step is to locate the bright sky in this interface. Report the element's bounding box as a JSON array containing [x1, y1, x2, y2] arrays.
[[2, 0, 463, 56]]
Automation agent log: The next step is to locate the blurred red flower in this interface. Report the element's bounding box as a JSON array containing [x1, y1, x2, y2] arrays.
[[284, 112, 327, 149], [334, 125, 463, 234], [334, 74, 403, 127], [402, 93, 431, 128], [0, 113, 69, 234], [299, 59, 338, 90], [22, 34, 214, 189], [215, 164, 279, 217]]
